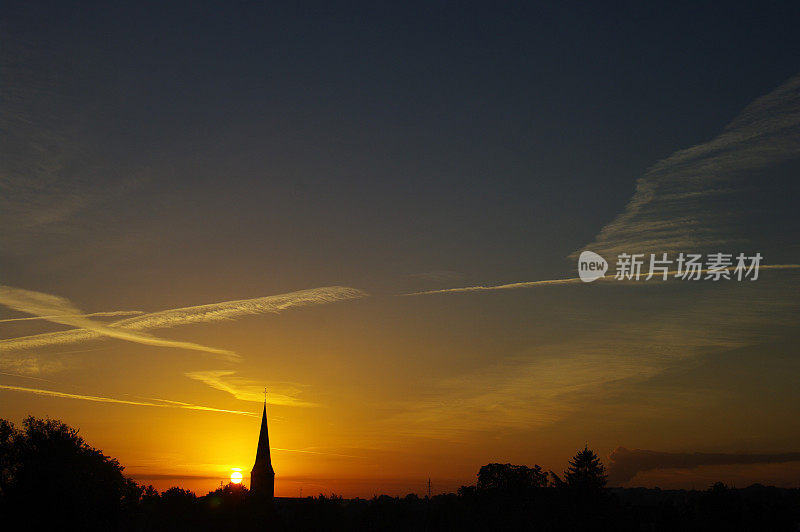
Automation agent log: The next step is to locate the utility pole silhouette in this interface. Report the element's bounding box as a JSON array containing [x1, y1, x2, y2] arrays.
[[427, 477, 431, 498]]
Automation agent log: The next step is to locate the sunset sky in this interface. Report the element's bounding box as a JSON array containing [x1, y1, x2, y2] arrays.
[[2, 2, 800, 497]]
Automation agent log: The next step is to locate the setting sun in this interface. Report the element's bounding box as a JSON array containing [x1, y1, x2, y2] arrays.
[[230, 469, 243, 484]]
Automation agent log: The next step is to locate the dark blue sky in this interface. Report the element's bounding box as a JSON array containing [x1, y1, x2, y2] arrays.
[[5, 1, 799, 293]]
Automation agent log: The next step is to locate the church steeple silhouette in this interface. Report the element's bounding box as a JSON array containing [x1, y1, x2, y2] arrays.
[[250, 388, 275, 499]]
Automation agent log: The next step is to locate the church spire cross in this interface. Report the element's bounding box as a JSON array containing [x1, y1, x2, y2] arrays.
[[252, 384, 275, 499]]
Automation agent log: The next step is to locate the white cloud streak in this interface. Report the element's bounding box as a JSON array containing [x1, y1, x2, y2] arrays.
[[402, 265, 800, 296], [0, 286, 367, 356], [0, 286, 237, 359], [0, 383, 258, 417], [403, 277, 583, 295], [113, 286, 367, 331]]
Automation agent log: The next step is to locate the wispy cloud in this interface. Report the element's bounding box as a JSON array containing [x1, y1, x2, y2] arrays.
[[607, 447, 800, 485], [0, 383, 258, 417], [185, 370, 319, 407], [0, 34, 150, 257], [403, 75, 800, 297], [0, 354, 68, 375], [577, 74, 800, 259], [0, 286, 237, 359], [385, 351, 664, 438], [0, 286, 367, 356]]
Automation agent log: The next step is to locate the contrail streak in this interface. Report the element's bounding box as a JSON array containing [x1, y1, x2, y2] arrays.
[[0, 286, 237, 359], [271, 447, 363, 459], [0, 286, 367, 356], [112, 286, 368, 330], [404, 277, 583, 295], [0, 384, 258, 417], [0, 310, 143, 323], [402, 264, 800, 296], [0, 371, 55, 382]]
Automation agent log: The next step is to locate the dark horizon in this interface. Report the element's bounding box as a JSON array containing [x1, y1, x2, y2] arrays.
[[4, 416, 799, 530]]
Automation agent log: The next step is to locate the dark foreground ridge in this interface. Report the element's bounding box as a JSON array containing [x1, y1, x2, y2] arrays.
[[1, 417, 799, 531]]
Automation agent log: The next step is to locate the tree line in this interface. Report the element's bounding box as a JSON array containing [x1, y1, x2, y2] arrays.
[[1, 416, 798, 531]]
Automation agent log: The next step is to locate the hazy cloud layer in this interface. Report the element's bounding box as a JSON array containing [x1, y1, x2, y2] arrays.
[[1, 286, 367, 357], [185, 370, 319, 407], [391, 276, 800, 437], [0, 384, 258, 417], [0, 35, 147, 257], [608, 447, 800, 484], [382, 78, 800, 440], [387, 352, 665, 437]]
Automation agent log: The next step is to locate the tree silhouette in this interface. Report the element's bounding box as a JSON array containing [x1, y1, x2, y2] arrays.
[[552, 446, 607, 491], [0, 416, 142, 529], [0, 419, 19, 498], [477, 463, 549, 493]]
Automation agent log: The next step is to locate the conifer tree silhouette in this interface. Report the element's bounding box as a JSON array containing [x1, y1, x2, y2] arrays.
[[551, 446, 607, 491]]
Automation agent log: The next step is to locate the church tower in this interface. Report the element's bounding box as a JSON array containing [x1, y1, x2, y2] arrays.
[[250, 394, 275, 499]]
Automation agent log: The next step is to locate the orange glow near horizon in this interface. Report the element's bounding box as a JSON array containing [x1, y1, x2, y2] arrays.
[[2, 257, 800, 498]]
